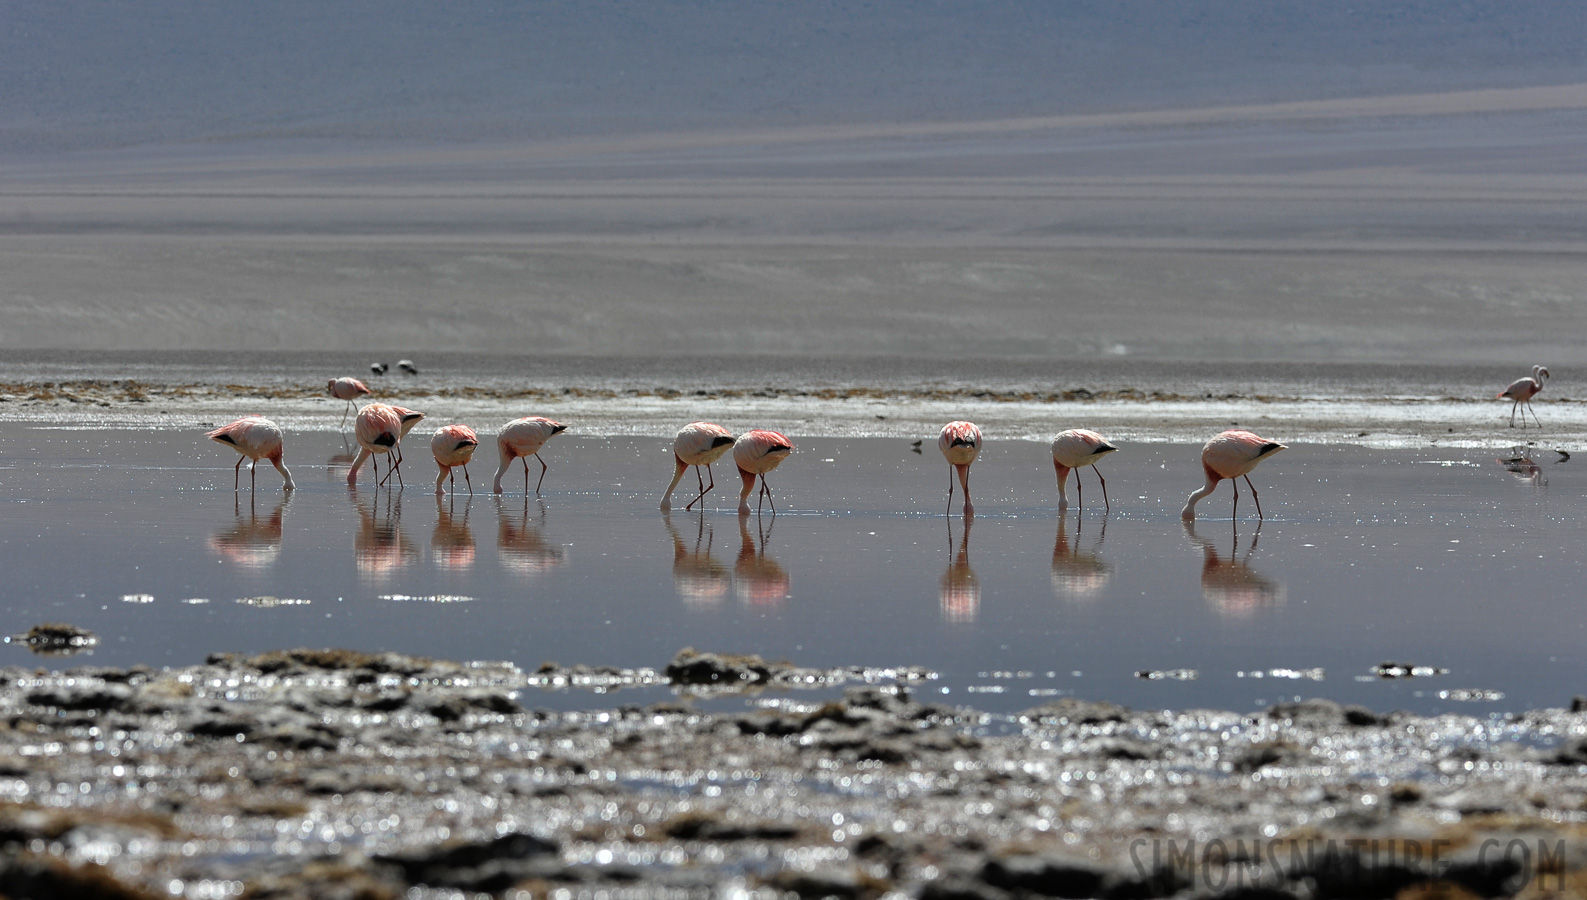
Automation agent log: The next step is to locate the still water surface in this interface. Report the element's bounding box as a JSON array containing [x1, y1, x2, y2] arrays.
[[1, 425, 1582, 715]]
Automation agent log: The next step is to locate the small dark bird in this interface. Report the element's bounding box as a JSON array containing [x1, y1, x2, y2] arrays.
[[370, 362, 389, 376], [1557, 449, 1571, 462], [397, 359, 419, 375]]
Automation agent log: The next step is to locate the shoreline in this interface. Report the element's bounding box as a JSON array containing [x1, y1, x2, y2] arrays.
[[2, 646, 1585, 898], [2, 378, 1582, 450]]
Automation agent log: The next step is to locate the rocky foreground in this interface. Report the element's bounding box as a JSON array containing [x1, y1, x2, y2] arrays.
[[2, 647, 1587, 899]]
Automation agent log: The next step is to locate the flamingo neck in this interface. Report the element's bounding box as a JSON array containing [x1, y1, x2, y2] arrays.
[[660, 457, 688, 509], [1054, 462, 1071, 507], [491, 452, 516, 492], [435, 465, 449, 493], [737, 468, 757, 513], [273, 460, 296, 491], [1181, 471, 1222, 520]]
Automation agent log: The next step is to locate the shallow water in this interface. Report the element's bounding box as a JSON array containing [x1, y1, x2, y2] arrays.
[[1, 424, 1583, 715]]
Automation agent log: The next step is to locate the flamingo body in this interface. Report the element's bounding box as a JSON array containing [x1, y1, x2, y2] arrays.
[[1180, 430, 1285, 520], [734, 429, 793, 514], [661, 422, 737, 511], [937, 421, 982, 516], [207, 416, 295, 491], [1498, 365, 1550, 428], [327, 377, 372, 426], [1051, 429, 1117, 511], [431, 424, 479, 495], [492, 417, 568, 494], [347, 402, 415, 486]]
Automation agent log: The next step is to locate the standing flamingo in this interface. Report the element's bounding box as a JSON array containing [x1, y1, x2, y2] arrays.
[[661, 422, 736, 511], [734, 429, 793, 515], [1499, 365, 1550, 428], [492, 417, 568, 495], [327, 377, 371, 427], [207, 416, 296, 492], [431, 424, 479, 495], [1052, 429, 1118, 512], [937, 421, 982, 516], [348, 403, 425, 487], [1180, 430, 1286, 521]]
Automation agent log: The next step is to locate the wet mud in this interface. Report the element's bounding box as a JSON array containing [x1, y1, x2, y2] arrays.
[[3, 647, 1587, 899]]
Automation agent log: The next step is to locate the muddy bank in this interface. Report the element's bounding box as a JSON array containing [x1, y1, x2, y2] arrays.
[[2, 648, 1587, 899]]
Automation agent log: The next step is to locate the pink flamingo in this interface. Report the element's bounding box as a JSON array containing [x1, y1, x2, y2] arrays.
[[1499, 365, 1550, 428], [431, 424, 479, 495], [661, 422, 737, 511], [348, 403, 425, 487], [326, 377, 371, 427], [734, 429, 793, 515], [1051, 429, 1118, 512], [492, 417, 568, 495], [207, 416, 296, 492], [937, 421, 982, 516], [1180, 430, 1286, 521]]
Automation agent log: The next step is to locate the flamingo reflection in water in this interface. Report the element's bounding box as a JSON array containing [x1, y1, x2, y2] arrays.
[[496, 497, 566, 578], [664, 513, 731, 609], [431, 495, 476, 570], [327, 433, 358, 479], [1496, 454, 1545, 488], [939, 516, 979, 624], [351, 489, 418, 580], [209, 494, 290, 570], [1050, 515, 1112, 601], [1183, 522, 1285, 618], [735, 514, 789, 608]]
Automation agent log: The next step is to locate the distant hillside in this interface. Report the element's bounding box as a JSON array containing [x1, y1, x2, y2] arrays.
[[3, 0, 1586, 153]]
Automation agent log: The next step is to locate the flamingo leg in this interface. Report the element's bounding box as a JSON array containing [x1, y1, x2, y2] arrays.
[[233, 456, 244, 492], [1528, 399, 1542, 429], [684, 465, 704, 510], [534, 453, 549, 495], [1075, 469, 1083, 511], [1230, 477, 1240, 519], [393, 444, 405, 487], [250, 459, 257, 492], [1094, 466, 1110, 511], [1510, 399, 1520, 428], [760, 476, 775, 514], [945, 465, 955, 516], [1244, 474, 1264, 520], [463, 465, 473, 495], [522, 456, 531, 494]]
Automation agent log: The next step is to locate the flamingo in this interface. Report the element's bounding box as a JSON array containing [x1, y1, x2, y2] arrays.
[[734, 429, 793, 515], [661, 422, 736, 511], [492, 417, 568, 495], [206, 416, 295, 492], [1180, 430, 1286, 521], [937, 421, 982, 516], [398, 359, 419, 375], [1052, 429, 1118, 512], [431, 424, 479, 495], [348, 403, 425, 487], [1499, 365, 1550, 428], [327, 377, 371, 427], [370, 362, 389, 376]]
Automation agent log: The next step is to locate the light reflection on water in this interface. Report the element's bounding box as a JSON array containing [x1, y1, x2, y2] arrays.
[[1, 425, 1585, 715]]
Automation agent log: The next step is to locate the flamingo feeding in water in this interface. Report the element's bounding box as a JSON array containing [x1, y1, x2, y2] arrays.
[[207, 416, 296, 492], [937, 421, 982, 516], [1180, 429, 1286, 521], [1499, 365, 1550, 428], [734, 429, 793, 515], [348, 403, 425, 487], [492, 417, 568, 495], [431, 424, 479, 495], [1051, 429, 1118, 512], [662, 422, 736, 511], [327, 377, 371, 427]]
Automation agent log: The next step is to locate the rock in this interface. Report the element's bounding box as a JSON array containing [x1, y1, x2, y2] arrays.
[[10, 623, 98, 656], [665, 648, 774, 685], [1264, 698, 1379, 728], [375, 832, 560, 893], [1021, 698, 1131, 727]]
